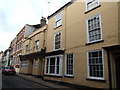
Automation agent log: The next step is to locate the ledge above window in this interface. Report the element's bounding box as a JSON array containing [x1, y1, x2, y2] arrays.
[[86, 78, 106, 82], [86, 40, 104, 45], [54, 25, 62, 30], [85, 5, 101, 14]]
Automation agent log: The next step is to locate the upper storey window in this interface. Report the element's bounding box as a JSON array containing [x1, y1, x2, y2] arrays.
[[86, 14, 102, 43], [86, 0, 99, 11], [35, 40, 39, 51], [26, 45, 29, 53], [54, 32, 61, 50], [54, 12, 62, 28]]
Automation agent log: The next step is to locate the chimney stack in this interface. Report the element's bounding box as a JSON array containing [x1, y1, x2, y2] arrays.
[[41, 17, 46, 26]]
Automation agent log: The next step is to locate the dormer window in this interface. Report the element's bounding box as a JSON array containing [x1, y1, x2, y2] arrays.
[[54, 12, 62, 28]]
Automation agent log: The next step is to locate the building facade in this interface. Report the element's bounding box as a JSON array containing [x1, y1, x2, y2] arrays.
[[18, 0, 120, 89], [43, 0, 120, 89], [9, 26, 25, 73], [15, 26, 25, 73], [10, 37, 17, 67], [0, 51, 3, 66], [20, 17, 47, 77]]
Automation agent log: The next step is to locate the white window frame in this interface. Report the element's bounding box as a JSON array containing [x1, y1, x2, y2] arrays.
[[65, 53, 74, 76], [86, 0, 100, 11], [54, 31, 62, 51], [34, 58, 39, 68], [44, 55, 63, 76], [54, 12, 62, 28], [87, 50, 104, 80], [86, 14, 102, 43], [21, 60, 28, 68], [35, 40, 39, 51]]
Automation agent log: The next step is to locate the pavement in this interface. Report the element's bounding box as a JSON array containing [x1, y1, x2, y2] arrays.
[[17, 73, 77, 89]]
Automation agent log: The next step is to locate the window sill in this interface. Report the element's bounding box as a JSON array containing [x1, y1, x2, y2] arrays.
[[54, 25, 62, 30], [85, 5, 101, 14], [86, 40, 104, 45], [86, 78, 106, 82], [44, 74, 62, 78], [64, 75, 74, 78]]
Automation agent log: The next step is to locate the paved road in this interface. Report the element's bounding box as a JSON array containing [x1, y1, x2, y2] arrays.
[[2, 74, 50, 89]]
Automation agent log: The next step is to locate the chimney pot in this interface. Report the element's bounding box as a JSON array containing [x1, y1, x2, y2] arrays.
[[41, 17, 46, 26]]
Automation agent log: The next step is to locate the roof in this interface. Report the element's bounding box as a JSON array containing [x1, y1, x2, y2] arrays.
[[32, 24, 41, 29], [16, 26, 25, 36], [47, 0, 75, 19]]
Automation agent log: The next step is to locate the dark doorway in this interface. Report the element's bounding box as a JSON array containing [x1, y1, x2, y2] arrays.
[[115, 56, 120, 89]]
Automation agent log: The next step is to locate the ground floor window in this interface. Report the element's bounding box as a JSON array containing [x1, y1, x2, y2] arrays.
[[45, 55, 63, 76], [65, 53, 74, 76], [34, 58, 38, 68], [87, 50, 104, 79], [21, 60, 28, 68]]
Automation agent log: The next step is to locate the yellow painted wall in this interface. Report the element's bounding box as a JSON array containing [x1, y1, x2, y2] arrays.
[[118, 2, 120, 43], [20, 60, 33, 74], [44, 1, 119, 89], [20, 25, 47, 75], [32, 58, 43, 76]]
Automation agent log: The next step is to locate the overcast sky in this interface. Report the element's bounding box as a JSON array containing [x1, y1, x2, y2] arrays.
[[0, 0, 70, 51]]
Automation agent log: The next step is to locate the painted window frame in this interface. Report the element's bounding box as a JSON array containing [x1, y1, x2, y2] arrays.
[[87, 50, 104, 80], [35, 40, 39, 51], [21, 60, 28, 68], [54, 31, 62, 51], [54, 12, 62, 28], [44, 55, 63, 76], [86, 0, 100, 11], [86, 14, 102, 44], [34, 58, 39, 68], [65, 53, 74, 76]]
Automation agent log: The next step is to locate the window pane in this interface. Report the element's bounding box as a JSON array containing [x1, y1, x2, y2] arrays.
[[55, 13, 62, 27], [87, 0, 99, 10], [66, 54, 73, 75], [56, 66, 59, 74], [50, 66, 55, 73], [87, 15, 101, 42], [55, 32, 61, 50], [88, 50, 103, 78], [50, 58, 55, 65]]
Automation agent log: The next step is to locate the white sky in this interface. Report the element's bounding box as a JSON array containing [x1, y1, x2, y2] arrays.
[[0, 0, 70, 51]]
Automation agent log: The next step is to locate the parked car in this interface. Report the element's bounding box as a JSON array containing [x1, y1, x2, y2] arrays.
[[2, 66, 16, 75]]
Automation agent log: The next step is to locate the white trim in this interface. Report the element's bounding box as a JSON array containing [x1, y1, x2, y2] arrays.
[[35, 40, 39, 51], [44, 55, 63, 76], [34, 58, 39, 68], [86, 14, 102, 43], [53, 31, 62, 51], [87, 49, 104, 80], [85, 0, 100, 12], [21, 60, 28, 68], [65, 53, 74, 76], [54, 12, 62, 28]]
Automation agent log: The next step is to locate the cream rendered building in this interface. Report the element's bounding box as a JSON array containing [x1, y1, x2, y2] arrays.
[[20, 17, 47, 77], [43, 0, 120, 89]]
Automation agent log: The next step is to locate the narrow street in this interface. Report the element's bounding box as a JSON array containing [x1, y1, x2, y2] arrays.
[[2, 74, 50, 89]]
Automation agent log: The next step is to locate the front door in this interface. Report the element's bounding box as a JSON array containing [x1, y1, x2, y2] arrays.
[[115, 56, 120, 89]]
